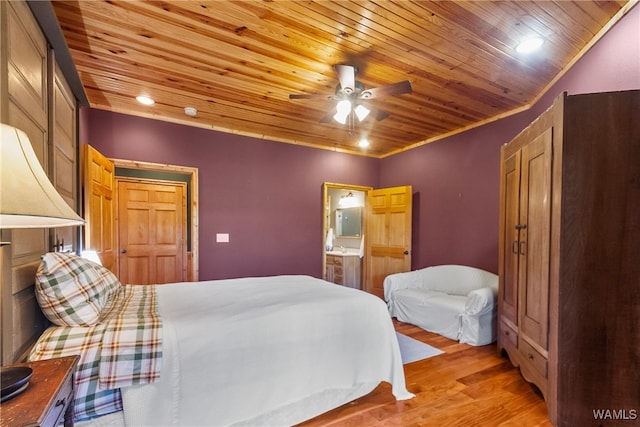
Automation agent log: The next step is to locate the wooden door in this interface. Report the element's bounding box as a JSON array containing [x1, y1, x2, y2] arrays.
[[117, 179, 186, 285], [83, 145, 115, 272], [518, 129, 552, 352], [364, 186, 412, 298], [498, 150, 521, 328]]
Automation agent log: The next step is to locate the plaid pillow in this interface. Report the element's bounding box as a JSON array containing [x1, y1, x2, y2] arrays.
[[35, 252, 121, 326], [91, 262, 121, 307]]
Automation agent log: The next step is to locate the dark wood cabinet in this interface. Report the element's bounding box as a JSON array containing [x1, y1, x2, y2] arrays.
[[1, 356, 78, 427], [498, 109, 553, 398], [498, 90, 639, 426]]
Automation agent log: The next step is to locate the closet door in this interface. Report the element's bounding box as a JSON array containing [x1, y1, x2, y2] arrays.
[[117, 179, 187, 285], [518, 129, 552, 355], [498, 150, 521, 329], [515, 127, 554, 399], [498, 117, 554, 401]]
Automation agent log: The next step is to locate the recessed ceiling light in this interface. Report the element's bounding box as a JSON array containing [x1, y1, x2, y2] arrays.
[[358, 138, 370, 148], [516, 36, 544, 54], [184, 107, 197, 117], [136, 95, 155, 105]]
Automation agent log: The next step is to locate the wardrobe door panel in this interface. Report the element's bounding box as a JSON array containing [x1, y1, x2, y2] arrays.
[[518, 128, 552, 352], [499, 152, 521, 326]]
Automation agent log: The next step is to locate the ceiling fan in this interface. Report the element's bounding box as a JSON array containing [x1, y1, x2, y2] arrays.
[[289, 64, 412, 125]]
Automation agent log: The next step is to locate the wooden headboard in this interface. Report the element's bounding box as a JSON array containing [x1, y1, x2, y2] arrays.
[[0, 240, 49, 363], [0, 0, 80, 364]]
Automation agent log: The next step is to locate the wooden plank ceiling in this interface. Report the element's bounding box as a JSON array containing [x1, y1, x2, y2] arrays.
[[51, 0, 634, 157]]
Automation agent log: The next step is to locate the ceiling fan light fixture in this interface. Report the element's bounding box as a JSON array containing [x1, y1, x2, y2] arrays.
[[334, 99, 352, 124], [336, 99, 351, 115], [290, 64, 410, 126], [333, 111, 348, 125], [354, 104, 370, 121]]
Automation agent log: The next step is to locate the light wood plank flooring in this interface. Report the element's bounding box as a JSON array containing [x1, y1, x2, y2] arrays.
[[298, 320, 552, 427]]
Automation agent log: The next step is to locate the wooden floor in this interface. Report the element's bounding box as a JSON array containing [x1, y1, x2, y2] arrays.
[[298, 320, 553, 427]]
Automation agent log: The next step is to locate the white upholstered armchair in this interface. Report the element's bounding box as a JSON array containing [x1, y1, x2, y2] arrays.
[[384, 264, 499, 346]]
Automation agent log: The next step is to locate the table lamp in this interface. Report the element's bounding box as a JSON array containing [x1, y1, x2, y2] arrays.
[[0, 123, 84, 230]]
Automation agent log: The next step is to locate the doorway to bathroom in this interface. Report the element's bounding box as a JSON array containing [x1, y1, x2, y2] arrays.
[[323, 183, 370, 289], [322, 182, 412, 297]]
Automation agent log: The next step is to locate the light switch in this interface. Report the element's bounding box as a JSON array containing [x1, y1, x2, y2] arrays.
[[216, 233, 230, 243]]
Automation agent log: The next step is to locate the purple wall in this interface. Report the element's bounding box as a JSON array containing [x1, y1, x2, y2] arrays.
[[82, 113, 379, 280], [380, 5, 639, 273], [81, 5, 638, 279], [379, 114, 530, 273]]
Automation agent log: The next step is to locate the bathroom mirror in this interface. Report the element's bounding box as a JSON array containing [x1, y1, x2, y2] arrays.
[[336, 207, 362, 237]]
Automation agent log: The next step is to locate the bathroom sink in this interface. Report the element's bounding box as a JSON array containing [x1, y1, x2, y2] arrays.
[[326, 249, 360, 256]]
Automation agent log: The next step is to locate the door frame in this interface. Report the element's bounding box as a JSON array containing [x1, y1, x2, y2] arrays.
[[112, 158, 199, 281], [322, 182, 372, 281]]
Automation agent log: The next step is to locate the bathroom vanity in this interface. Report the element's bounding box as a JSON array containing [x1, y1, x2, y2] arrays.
[[325, 252, 361, 289]]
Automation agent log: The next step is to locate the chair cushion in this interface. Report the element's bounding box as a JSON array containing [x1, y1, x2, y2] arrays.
[[421, 265, 497, 296], [393, 289, 466, 340]]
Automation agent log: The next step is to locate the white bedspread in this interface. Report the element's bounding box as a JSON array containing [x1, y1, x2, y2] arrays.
[[120, 275, 413, 426]]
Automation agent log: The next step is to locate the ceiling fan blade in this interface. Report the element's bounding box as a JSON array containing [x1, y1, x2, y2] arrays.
[[289, 93, 335, 100], [319, 108, 336, 123], [334, 64, 356, 95], [360, 80, 412, 99], [357, 102, 390, 122], [372, 108, 390, 121]]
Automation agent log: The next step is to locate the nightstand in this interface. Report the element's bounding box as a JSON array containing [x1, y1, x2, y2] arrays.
[[1, 355, 79, 427]]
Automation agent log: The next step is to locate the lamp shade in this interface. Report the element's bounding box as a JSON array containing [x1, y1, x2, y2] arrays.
[[333, 99, 351, 124], [81, 250, 102, 265], [0, 123, 85, 228], [354, 104, 370, 122]]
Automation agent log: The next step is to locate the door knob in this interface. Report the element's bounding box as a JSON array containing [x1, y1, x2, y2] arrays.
[[120, 249, 127, 254], [404, 250, 409, 255]]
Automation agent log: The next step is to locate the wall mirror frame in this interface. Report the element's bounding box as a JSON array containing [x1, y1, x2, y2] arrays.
[[322, 182, 372, 281]]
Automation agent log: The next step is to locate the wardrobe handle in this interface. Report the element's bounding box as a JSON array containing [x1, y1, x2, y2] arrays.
[[512, 240, 519, 254], [519, 241, 526, 255], [515, 224, 527, 230]]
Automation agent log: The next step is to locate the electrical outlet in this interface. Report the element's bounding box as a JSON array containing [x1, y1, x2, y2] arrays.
[[216, 233, 229, 243]]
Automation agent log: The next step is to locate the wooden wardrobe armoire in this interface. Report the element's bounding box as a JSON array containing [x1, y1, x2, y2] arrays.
[[498, 90, 639, 426]]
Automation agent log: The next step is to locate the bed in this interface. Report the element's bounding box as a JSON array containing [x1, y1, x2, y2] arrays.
[[29, 252, 413, 426]]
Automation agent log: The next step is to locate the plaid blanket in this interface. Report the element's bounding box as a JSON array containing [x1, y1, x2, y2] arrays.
[[98, 284, 162, 389], [30, 285, 162, 421]]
